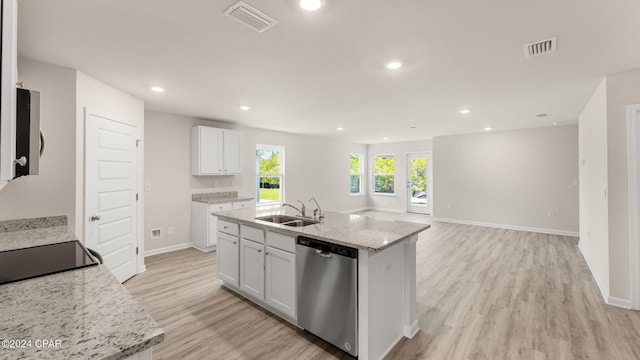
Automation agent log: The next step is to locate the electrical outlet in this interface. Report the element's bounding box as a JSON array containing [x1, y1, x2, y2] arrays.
[[151, 228, 162, 239], [547, 210, 554, 217], [168, 227, 176, 235]]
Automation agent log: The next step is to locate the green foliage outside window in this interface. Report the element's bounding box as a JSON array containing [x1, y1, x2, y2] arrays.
[[374, 156, 395, 193]]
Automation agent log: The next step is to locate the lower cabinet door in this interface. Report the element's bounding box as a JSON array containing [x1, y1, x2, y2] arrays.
[[217, 232, 239, 287], [240, 239, 265, 299], [265, 246, 296, 319]]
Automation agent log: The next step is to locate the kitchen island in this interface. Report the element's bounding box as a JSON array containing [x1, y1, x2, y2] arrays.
[[0, 217, 164, 360], [214, 206, 430, 360]]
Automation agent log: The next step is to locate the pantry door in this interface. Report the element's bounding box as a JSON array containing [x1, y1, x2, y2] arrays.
[[406, 153, 432, 215], [84, 108, 139, 283]]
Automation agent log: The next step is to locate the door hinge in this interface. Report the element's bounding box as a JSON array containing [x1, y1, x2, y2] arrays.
[[136, 247, 139, 255], [136, 139, 141, 148], [136, 193, 139, 201]]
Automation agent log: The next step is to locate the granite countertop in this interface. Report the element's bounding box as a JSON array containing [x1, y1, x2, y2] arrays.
[[214, 207, 430, 252], [0, 218, 164, 360], [191, 191, 254, 204]]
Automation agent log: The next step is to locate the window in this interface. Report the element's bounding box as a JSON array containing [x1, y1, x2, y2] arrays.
[[256, 145, 284, 204], [350, 154, 363, 195], [374, 155, 395, 194]]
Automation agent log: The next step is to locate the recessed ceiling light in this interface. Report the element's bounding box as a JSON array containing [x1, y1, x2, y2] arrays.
[[459, 109, 470, 114], [240, 105, 251, 111], [383, 137, 389, 140], [552, 121, 561, 126], [385, 61, 402, 70], [409, 126, 417, 129], [299, 0, 323, 11], [336, 127, 344, 131], [484, 127, 492, 131], [151, 86, 164, 93]]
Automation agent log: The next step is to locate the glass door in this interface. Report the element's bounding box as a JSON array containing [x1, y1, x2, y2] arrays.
[[407, 153, 432, 215]]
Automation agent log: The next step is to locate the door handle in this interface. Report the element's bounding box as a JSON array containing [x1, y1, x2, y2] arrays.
[[90, 215, 101, 222], [315, 249, 332, 258]]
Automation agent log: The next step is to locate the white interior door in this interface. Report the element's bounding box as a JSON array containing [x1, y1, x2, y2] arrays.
[[84, 108, 138, 283], [407, 153, 432, 215]]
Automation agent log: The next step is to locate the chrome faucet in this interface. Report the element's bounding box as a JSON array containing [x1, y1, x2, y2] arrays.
[[309, 197, 324, 219], [283, 200, 306, 217]]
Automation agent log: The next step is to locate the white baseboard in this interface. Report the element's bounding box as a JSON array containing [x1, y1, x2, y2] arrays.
[[340, 207, 370, 214], [144, 242, 193, 257], [608, 296, 631, 309], [578, 243, 609, 304], [403, 320, 419, 339], [432, 217, 579, 237], [578, 243, 631, 309], [368, 207, 406, 214]]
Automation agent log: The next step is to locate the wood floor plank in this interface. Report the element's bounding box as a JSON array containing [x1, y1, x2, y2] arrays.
[[125, 216, 640, 360]]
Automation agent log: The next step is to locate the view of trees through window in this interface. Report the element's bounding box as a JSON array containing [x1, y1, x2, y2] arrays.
[[256, 146, 283, 203], [350, 154, 361, 194], [410, 157, 427, 204], [374, 155, 395, 193]]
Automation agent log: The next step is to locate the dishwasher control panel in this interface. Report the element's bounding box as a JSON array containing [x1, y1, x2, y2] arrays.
[[296, 236, 358, 258]]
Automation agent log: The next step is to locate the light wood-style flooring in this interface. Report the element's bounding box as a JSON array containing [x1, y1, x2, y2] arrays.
[[125, 216, 640, 360]]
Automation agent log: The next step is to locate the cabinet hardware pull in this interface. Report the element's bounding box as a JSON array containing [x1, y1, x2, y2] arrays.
[[258, 249, 262, 253], [233, 241, 237, 244]]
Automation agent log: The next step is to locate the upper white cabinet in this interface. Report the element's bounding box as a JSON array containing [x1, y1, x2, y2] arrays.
[[191, 126, 242, 176], [0, 0, 18, 189]]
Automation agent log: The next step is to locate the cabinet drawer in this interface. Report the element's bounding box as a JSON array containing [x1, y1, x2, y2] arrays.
[[233, 201, 252, 210], [210, 202, 233, 212], [266, 231, 296, 253], [241, 225, 265, 244], [218, 220, 239, 236]]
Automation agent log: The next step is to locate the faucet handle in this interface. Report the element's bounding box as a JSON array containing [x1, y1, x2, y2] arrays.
[[297, 200, 306, 216]]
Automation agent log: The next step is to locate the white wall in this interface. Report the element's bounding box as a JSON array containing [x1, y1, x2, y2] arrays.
[[144, 111, 367, 253], [433, 126, 579, 235], [578, 79, 610, 296], [606, 69, 640, 300], [75, 71, 145, 242], [366, 140, 433, 212], [0, 59, 76, 227]]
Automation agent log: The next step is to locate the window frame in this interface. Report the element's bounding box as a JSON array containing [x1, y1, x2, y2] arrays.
[[349, 153, 364, 196], [373, 154, 396, 196], [256, 144, 285, 206]]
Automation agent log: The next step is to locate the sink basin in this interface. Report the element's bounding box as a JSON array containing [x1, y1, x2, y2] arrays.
[[255, 215, 299, 224], [281, 219, 320, 227], [255, 215, 320, 227]]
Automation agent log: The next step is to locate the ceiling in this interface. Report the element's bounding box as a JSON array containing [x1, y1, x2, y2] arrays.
[[17, 0, 640, 144]]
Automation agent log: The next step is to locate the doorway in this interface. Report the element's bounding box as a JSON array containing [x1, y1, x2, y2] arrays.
[[627, 104, 640, 310], [84, 108, 139, 283], [406, 152, 432, 215]]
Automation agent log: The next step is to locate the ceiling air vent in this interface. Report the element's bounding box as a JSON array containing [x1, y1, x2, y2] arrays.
[[524, 37, 557, 58], [224, 1, 278, 33]]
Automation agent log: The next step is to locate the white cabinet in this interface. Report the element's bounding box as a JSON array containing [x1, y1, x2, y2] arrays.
[[217, 230, 240, 287], [265, 231, 296, 319], [219, 220, 297, 321], [191, 126, 242, 176], [240, 224, 266, 299], [191, 201, 233, 252], [0, 0, 17, 190], [240, 238, 265, 299], [265, 246, 296, 318]]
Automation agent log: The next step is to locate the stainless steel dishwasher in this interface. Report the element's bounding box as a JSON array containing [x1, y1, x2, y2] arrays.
[[296, 236, 358, 357]]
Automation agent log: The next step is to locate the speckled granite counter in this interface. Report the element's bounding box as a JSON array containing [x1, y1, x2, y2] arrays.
[[214, 207, 430, 252], [191, 191, 253, 204], [0, 218, 164, 360]]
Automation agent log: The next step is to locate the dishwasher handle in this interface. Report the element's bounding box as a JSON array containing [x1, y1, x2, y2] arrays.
[[315, 249, 332, 258]]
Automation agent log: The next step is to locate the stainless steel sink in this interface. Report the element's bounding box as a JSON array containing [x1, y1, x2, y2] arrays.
[[255, 215, 299, 224], [281, 219, 320, 227], [255, 215, 320, 227]]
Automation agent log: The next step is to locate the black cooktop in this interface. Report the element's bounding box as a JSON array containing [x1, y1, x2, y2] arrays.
[[0, 240, 98, 285]]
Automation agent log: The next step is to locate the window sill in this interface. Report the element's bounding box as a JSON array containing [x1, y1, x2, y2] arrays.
[[373, 193, 396, 197], [349, 193, 364, 197]]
